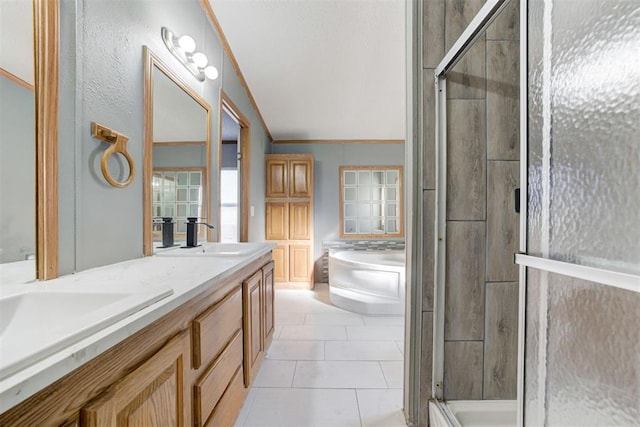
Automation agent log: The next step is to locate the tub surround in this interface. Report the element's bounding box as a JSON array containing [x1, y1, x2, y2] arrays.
[[0, 242, 274, 422]]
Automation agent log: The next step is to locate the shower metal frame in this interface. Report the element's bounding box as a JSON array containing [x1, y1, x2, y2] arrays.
[[431, 0, 519, 419]]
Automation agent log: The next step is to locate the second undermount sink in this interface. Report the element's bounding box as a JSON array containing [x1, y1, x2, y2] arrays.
[[156, 242, 266, 257], [0, 285, 173, 380]]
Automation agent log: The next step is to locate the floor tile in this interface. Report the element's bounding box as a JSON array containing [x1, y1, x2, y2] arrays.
[[357, 389, 406, 427], [279, 325, 347, 341], [396, 340, 405, 356], [346, 325, 405, 341], [380, 361, 404, 388], [325, 341, 403, 361], [273, 325, 284, 340], [305, 312, 365, 325], [362, 315, 405, 326], [252, 360, 296, 388], [275, 312, 306, 325], [266, 340, 324, 361], [293, 360, 387, 388], [240, 388, 361, 427], [235, 387, 258, 427]]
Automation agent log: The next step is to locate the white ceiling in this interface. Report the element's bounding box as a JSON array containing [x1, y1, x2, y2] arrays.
[[209, 0, 406, 141], [0, 0, 34, 85]]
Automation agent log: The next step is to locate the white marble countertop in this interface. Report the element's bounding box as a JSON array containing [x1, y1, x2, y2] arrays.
[[0, 243, 274, 413]]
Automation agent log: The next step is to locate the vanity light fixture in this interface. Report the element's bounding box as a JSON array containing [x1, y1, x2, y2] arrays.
[[161, 27, 218, 82]]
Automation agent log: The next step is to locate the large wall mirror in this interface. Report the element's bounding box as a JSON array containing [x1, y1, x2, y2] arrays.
[[143, 47, 212, 255], [0, 0, 58, 281]]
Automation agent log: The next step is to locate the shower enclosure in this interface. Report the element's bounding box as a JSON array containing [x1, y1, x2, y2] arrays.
[[428, 0, 640, 426]]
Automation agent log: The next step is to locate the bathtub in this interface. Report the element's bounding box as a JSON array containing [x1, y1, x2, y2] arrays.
[[328, 250, 405, 315], [429, 400, 517, 427]]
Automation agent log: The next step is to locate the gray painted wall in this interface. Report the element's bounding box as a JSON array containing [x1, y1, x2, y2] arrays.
[[57, 0, 268, 274], [0, 76, 35, 263], [271, 143, 405, 280], [221, 143, 238, 169]]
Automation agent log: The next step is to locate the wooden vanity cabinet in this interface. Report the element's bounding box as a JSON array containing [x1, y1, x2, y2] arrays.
[[0, 254, 275, 427], [80, 329, 190, 426]]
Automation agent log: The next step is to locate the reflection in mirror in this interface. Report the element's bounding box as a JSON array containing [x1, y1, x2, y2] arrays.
[[0, 1, 35, 282], [143, 47, 211, 255]]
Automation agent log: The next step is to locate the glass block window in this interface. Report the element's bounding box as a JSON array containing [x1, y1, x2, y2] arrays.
[[339, 166, 403, 237], [152, 169, 205, 238]]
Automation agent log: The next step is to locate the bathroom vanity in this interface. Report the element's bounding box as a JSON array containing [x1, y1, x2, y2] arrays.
[[0, 244, 275, 426]]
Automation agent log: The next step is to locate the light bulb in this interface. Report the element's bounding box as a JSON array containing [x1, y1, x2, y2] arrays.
[[191, 52, 208, 68], [177, 35, 196, 53], [204, 66, 219, 80]]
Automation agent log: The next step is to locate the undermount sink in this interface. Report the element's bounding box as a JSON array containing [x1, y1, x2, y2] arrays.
[[0, 285, 172, 380], [155, 242, 265, 257]]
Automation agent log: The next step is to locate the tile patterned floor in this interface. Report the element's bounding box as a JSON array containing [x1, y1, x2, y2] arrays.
[[235, 283, 407, 427]]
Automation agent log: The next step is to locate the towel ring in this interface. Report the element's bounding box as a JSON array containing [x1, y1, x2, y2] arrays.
[[91, 122, 135, 188]]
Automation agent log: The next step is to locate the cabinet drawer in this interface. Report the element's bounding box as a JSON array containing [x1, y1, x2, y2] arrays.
[[205, 365, 245, 427], [192, 287, 242, 369], [194, 329, 243, 427]]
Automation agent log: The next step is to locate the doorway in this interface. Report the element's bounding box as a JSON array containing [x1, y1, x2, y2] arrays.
[[218, 92, 250, 242]]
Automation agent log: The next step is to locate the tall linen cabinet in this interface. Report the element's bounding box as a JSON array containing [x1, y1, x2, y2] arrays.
[[265, 154, 315, 288]]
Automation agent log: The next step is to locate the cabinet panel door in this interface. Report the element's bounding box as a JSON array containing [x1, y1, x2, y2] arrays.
[[289, 245, 312, 282], [289, 160, 312, 198], [266, 159, 287, 198], [80, 330, 189, 427], [266, 202, 288, 240], [289, 202, 311, 240], [242, 271, 263, 387], [272, 244, 289, 282], [262, 262, 275, 349]]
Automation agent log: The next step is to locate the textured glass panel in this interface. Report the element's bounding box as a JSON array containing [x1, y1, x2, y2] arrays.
[[386, 170, 399, 184], [372, 171, 384, 185], [386, 219, 399, 233], [189, 204, 199, 217], [177, 189, 187, 202], [177, 204, 187, 217], [190, 171, 201, 186], [546, 1, 640, 271], [358, 219, 372, 234], [386, 203, 398, 217], [371, 204, 382, 217], [177, 172, 188, 186], [372, 218, 384, 233], [344, 203, 357, 218], [344, 187, 357, 202], [154, 205, 161, 216], [358, 186, 371, 201], [176, 221, 186, 233], [545, 272, 640, 425], [344, 171, 356, 186], [372, 187, 384, 201], [386, 188, 397, 201], [163, 205, 174, 217], [358, 203, 371, 218], [358, 170, 371, 185], [344, 220, 357, 234], [189, 188, 200, 202]]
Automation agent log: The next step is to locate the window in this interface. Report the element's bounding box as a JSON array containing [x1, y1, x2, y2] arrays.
[[339, 166, 403, 238], [152, 168, 205, 238]]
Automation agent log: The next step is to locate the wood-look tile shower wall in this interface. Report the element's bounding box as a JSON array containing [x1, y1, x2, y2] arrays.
[[420, 0, 520, 423]]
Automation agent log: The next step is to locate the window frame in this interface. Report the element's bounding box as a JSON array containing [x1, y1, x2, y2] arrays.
[[339, 165, 404, 238]]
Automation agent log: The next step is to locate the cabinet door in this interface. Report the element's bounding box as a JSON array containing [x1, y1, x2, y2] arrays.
[[289, 244, 312, 282], [265, 202, 288, 240], [289, 159, 312, 198], [80, 330, 189, 427], [262, 262, 275, 349], [272, 244, 289, 282], [243, 271, 263, 387], [289, 202, 311, 240], [266, 159, 287, 198]]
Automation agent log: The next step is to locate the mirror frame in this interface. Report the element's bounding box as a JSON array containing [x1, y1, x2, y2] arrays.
[[34, 0, 59, 279], [142, 46, 213, 256]]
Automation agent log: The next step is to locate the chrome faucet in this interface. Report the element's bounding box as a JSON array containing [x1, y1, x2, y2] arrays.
[[184, 217, 215, 248]]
